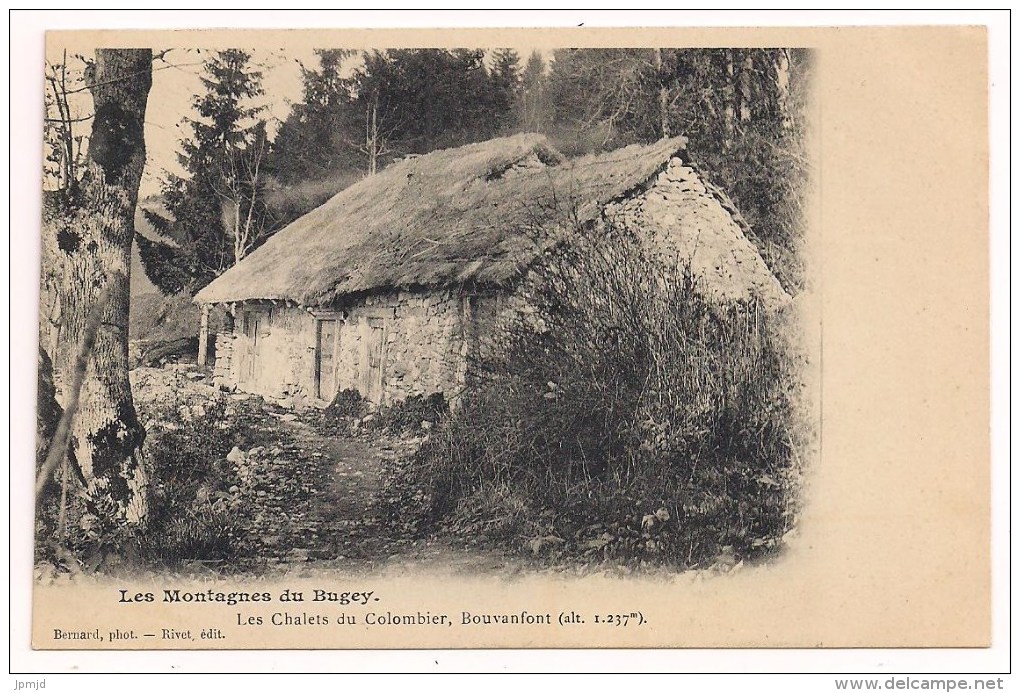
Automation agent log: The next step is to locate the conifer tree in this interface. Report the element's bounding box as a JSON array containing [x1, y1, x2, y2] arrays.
[[138, 49, 271, 295]]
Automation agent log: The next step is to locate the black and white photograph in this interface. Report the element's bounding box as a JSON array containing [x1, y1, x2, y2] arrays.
[[11, 14, 1003, 680], [36, 39, 813, 583]]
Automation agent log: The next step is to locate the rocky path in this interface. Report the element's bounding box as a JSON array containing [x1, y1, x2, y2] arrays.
[[238, 416, 414, 569], [132, 365, 517, 576], [240, 415, 516, 576]]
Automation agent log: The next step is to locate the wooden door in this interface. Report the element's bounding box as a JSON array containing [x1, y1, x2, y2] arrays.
[[362, 317, 386, 404], [315, 319, 337, 401], [239, 312, 260, 387]]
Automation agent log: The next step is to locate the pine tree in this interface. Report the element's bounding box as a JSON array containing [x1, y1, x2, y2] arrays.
[[545, 47, 811, 291], [138, 49, 271, 295], [269, 49, 358, 184], [521, 51, 547, 132], [487, 48, 522, 132], [347, 48, 504, 159], [269, 48, 531, 183]]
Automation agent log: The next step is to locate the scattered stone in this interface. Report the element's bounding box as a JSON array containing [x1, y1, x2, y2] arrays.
[[131, 364, 443, 571], [184, 371, 205, 380]]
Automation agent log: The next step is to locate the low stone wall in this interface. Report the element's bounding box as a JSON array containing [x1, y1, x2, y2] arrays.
[[213, 332, 234, 387]]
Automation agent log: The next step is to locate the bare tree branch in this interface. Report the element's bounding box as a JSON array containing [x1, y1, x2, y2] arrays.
[[35, 279, 114, 499]]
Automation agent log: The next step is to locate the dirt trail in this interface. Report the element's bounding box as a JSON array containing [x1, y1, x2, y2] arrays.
[[283, 419, 384, 520], [131, 366, 517, 576], [238, 416, 393, 567], [243, 415, 518, 576]]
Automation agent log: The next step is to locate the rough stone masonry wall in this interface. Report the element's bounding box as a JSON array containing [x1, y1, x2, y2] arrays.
[[213, 292, 480, 407], [213, 331, 233, 385], [603, 156, 790, 308], [212, 304, 316, 403], [336, 290, 473, 405], [257, 306, 317, 402], [210, 160, 786, 406]]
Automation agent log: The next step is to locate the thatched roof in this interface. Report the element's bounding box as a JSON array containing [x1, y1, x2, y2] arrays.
[[195, 133, 780, 307]]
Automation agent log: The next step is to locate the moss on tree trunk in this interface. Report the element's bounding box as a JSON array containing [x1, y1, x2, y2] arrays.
[[41, 49, 153, 527]]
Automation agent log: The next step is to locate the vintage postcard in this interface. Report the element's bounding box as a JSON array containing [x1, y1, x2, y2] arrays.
[[24, 23, 990, 655]]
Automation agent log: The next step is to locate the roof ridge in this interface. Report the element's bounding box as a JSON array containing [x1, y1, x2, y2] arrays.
[[193, 133, 781, 308]]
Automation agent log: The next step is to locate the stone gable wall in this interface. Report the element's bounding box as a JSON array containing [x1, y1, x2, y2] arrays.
[[604, 156, 789, 308]]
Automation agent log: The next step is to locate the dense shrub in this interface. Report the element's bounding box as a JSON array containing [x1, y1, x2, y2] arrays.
[[325, 388, 369, 420], [34, 396, 274, 571], [377, 393, 449, 433], [320, 388, 449, 437], [139, 398, 277, 566], [140, 405, 239, 562], [405, 223, 807, 569]]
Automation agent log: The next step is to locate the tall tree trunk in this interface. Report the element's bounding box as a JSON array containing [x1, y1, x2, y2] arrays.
[[739, 50, 753, 123], [654, 48, 670, 140], [775, 48, 792, 131], [722, 49, 736, 150], [233, 199, 243, 264], [365, 92, 383, 175], [526, 84, 544, 133], [368, 98, 377, 175], [41, 49, 153, 527]]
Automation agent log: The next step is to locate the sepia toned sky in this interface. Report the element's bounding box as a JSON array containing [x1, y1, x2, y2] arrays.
[[139, 47, 320, 196], [47, 42, 546, 197]]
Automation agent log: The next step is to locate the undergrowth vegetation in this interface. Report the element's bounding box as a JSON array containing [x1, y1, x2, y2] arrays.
[[36, 396, 280, 572], [398, 223, 808, 570], [139, 398, 277, 567], [318, 388, 449, 437]]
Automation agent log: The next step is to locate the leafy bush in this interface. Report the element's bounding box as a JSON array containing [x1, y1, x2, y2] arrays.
[[139, 398, 276, 566], [376, 393, 449, 433], [324, 388, 369, 420], [405, 222, 807, 569]]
